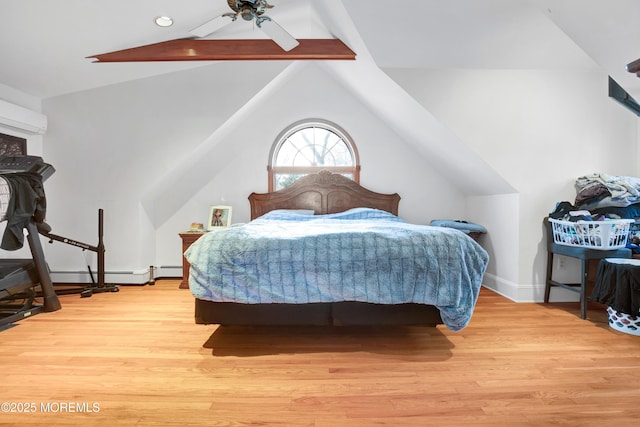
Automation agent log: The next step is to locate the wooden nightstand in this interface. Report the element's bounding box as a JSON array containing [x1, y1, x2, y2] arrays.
[[179, 231, 206, 289]]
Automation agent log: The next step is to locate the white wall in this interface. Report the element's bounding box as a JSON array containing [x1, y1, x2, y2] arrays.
[[41, 60, 287, 278], [28, 61, 640, 296], [41, 62, 466, 282], [466, 193, 520, 299], [386, 68, 639, 300]]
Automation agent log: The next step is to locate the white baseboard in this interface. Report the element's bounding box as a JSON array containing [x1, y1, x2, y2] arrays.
[[48, 268, 581, 301], [49, 265, 182, 285], [482, 273, 580, 303]]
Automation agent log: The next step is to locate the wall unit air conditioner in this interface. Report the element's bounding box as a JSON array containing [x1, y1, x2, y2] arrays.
[[0, 99, 47, 135]]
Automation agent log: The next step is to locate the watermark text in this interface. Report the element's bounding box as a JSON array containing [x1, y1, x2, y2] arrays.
[[1, 401, 100, 413]]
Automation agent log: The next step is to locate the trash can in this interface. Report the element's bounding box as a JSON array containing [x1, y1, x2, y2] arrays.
[[593, 258, 640, 336]]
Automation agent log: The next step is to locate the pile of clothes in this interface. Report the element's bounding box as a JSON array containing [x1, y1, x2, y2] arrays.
[[575, 173, 640, 210], [549, 173, 640, 250]]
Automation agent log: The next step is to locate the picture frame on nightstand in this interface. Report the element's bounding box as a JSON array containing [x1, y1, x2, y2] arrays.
[[207, 205, 232, 230]]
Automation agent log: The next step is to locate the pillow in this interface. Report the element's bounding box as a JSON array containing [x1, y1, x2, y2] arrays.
[[430, 219, 487, 234], [268, 209, 315, 215]]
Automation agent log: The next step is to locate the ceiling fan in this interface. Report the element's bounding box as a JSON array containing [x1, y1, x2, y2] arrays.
[[88, 0, 356, 62], [190, 0, 300, 52]]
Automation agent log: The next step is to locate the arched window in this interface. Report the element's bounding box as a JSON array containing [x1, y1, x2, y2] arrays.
[[268, 119, 360, 191]]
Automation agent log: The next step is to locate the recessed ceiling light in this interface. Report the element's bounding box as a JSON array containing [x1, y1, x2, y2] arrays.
[[155, 16, 173, 27]]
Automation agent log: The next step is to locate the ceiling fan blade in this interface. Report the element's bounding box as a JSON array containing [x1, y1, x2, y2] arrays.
[[227, 0, 240, 12], [189, 15, 234, 38], [259, 18, 299, 51]]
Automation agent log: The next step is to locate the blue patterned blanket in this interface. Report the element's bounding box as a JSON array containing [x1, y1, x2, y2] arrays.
[[185, 208, 489, 331]]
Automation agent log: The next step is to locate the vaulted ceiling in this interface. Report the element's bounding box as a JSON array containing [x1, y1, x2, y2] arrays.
[[2, 0, 640, 101]]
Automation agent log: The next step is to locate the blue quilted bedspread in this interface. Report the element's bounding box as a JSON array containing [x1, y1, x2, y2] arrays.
[[185, 208, 489, 331]]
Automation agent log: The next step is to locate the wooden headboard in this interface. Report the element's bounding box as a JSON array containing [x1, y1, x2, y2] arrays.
[[248, 170, 400, 220]]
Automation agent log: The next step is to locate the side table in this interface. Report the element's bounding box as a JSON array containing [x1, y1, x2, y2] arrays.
[[179, 231, 206, 289]]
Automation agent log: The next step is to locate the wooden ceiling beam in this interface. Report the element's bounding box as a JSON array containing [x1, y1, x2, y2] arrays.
[[88, 39, 356, 62], [626, 57, 640, 76]]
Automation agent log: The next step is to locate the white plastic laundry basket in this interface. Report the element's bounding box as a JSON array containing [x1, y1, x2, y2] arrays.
[[548, 218, 633, 250]]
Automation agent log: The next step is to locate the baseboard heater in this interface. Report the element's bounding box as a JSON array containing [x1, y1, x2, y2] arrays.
[[49, 266, 182, 285]]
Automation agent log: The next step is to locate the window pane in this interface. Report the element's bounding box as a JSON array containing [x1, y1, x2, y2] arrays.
[[274, 173, 307, 191], [275, 172, 354, 191], [275, 127, 353, 167], [270, 120, 359, 190]]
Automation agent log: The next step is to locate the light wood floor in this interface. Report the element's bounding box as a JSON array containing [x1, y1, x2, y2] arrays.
[[0, 280, 639, 426]]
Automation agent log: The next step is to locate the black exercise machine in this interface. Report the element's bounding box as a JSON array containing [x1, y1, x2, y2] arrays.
[[0, 155, 61, 327], [40, 208, 119, 297], [0, 222, 62, 326]]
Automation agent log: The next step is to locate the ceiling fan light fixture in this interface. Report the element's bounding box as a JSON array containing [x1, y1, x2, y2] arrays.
[[240, 6, 255, 21], [154, 16, 174, 27]]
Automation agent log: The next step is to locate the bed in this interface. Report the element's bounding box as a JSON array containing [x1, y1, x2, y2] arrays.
[[185, 171, 488, 331]]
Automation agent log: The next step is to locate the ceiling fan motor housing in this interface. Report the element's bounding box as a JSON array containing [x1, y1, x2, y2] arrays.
[[230, 0, 272, 20], [240, 6, 255, 20]]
